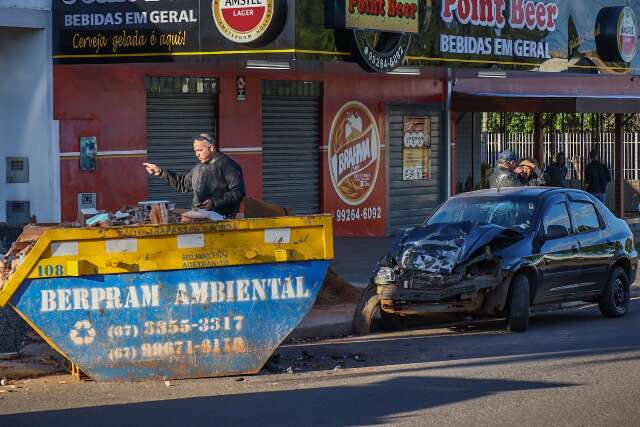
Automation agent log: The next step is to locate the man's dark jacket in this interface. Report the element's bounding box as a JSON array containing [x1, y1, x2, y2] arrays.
[[585, 161, 611, 194], [160, 152, 246, 216], [545, 162, 568, 187], [489, 166, 521, 189]]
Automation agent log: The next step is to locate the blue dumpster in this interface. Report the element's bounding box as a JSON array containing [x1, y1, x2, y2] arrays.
[[0, 216, 333, 381]]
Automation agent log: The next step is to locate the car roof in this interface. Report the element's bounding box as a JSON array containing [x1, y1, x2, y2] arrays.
[[452, 187, 584, 200]]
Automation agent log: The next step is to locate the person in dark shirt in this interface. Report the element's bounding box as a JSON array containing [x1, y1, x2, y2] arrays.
[[545, 152, 568, 187], [584, 149, 611, 204], [490, 150, 521, 189], [143, 134, 246, 218]]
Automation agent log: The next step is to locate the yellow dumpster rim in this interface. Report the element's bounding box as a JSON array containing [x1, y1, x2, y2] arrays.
[[0, 215, 334, 307]]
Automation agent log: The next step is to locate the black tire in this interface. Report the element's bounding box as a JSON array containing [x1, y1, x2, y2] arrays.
[[353, 283, 380, 335], [380, 310, 405, 331], [598, 267, 630, 318], [507, 275, 530, 332]]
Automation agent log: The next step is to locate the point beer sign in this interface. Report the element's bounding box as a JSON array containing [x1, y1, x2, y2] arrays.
[[213, 0, 287, 45], [326, 0, 420, 72]]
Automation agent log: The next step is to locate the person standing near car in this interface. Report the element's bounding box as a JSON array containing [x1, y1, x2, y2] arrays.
[[515, 158, 546, 187], [490, 150, 521, 188], [584, 149, 611, 204], [143, 133, 246, 218], [545, 152, 568, 187]]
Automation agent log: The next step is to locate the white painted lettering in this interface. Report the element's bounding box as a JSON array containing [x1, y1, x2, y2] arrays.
[[41, 290, 57, 312]]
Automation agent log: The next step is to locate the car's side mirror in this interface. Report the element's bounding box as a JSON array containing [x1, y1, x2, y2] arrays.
[[545, 224, 569, 240]]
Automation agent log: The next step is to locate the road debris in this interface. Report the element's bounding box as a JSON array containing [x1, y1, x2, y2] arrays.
[[296, 351, 314, 361]]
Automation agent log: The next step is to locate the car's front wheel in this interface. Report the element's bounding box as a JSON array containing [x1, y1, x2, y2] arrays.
[[507, 275, 530, 332], [598, 266, 630, 318], [353, 283, 380, 335]]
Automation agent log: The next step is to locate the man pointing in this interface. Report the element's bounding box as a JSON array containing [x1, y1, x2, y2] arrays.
[[143, 134, 246, 218]]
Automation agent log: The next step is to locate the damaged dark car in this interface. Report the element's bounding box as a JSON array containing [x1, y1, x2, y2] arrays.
[[355, 188, 638, 334]]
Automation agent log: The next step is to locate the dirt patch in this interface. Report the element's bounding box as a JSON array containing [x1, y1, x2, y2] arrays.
[[315, 268, 362, 307]]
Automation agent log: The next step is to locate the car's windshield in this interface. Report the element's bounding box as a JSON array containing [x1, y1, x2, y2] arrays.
[[427, 197, 538, 231]]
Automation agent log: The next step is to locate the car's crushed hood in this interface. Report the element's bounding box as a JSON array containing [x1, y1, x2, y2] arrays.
[[391, 222, 524, 275]]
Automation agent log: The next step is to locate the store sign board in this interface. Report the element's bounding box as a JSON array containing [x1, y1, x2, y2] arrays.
[[596, 6, 638, 64], [343, 0, 420, 33], [326, 0, 418, 72], [328, 101, 381, 206], [439, 0, 559, 61], [52, 0, 292, 63], [306, 1, 640, 74], [402, 117, 432, 181]]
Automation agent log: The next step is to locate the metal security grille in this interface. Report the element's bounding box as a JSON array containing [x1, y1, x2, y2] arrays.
[[6, 201, 30, 225], [145, 77, 218, 208], [6, 157, 29, 183], [387, 105, 443, 235], [261, 80, 322, 215]]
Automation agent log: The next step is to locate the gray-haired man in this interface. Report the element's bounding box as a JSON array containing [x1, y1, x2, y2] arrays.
[[144, 134, 246, 218]]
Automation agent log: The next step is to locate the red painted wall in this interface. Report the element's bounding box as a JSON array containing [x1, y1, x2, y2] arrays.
[[54, 62, 443, 236]]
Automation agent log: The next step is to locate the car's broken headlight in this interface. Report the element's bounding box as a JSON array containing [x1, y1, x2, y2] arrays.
[[374, 267, 395, 285]]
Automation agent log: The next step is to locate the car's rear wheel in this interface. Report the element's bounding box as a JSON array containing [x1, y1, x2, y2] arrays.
[[353, 283, 380, 335], [598, 267, 630, 318], [507, 275, 530, 332]]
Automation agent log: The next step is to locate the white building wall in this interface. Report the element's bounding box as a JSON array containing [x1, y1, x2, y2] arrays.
[[0, 1, 59, 224], [0, 1, 50, 10]]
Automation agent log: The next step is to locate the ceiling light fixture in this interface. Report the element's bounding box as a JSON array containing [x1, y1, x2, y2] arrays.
[[246, 60, 291, 70], [387, 67, 421, 76], [478, 70, 508, 79]]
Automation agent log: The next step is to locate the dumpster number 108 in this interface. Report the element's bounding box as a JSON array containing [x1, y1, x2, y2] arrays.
[[38, 265, 64, 277]]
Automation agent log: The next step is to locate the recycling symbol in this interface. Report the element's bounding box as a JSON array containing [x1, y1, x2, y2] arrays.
[[69, 320, 96, 346]]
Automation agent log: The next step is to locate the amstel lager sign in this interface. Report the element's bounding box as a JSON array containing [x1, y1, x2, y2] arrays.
[[596, 6, 638, 64], [329, 101, 381, 206], [213, 0, 287, 45]]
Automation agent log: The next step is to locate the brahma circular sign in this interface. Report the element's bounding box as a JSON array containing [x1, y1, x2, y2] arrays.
[[596, 6, 638, 64], [212, 0, 287, 46], [329, 102, 381, 206]]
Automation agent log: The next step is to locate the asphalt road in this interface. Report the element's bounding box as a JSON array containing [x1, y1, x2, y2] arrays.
[[2, 299, 640, 426]]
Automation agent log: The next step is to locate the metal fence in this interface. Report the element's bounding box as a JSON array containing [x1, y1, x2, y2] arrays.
[[482, 132, 640, 181]]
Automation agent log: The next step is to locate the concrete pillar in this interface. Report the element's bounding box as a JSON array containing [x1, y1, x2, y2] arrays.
[[615, 114, 624, 218]]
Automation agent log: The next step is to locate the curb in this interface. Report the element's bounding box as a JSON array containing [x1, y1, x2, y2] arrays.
[[288, 304, 356, 341], [288, 319, 353, 341]]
